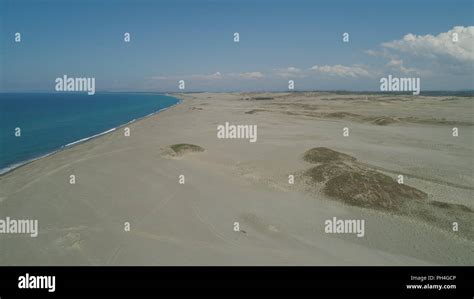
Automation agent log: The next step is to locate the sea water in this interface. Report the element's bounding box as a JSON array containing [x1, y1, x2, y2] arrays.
[[0, 92, 179, 174]]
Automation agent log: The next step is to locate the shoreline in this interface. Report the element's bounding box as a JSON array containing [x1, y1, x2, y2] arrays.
[[0, 96, 183, 177]]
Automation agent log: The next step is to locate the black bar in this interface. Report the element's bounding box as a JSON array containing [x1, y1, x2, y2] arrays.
[[0, 266, 472, 298]]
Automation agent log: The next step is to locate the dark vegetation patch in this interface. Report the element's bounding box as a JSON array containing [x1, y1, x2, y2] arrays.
[[242, 97, 274, 101], [302, 147, 356, 163], [245, 109, 265, 114], [370, 116, 399, 126], [169, 144, 205, 155], [429, 200, 472, 213], [302, 148, 426, 211], [323, 170, 427, 211], [299, 147, 473, 239], [325, 112, 361, 118]]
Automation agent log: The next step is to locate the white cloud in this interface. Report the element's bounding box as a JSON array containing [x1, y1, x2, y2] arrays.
[[364, 26, 474, 76], [286, 67, 300, 72], [386, 59, 419, 74], [381, 26, 474, 63], [151, 71, 222, 81], [230, 72, 264, 79], [387, 59, 402, 67], [275, 67, 304, 78], [151, 71, 264, 81], [310, 64, 372, 78], [364, 49, 379, 57], [193, 72, 223, 80]]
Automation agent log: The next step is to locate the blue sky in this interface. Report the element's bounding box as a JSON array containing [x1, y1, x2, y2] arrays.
[[1, 0, 473, 92]]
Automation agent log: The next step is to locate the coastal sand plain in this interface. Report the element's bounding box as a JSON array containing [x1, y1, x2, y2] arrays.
[[0, 92, 473, 265]]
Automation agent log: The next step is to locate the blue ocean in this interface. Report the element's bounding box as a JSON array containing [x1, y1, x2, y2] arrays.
[[0, 93, 179, 174]]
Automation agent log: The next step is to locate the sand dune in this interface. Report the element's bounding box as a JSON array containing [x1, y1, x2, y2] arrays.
[[301, 148, 428, 210], [0, 92, 472, 265], [298, 147, 473, 240]]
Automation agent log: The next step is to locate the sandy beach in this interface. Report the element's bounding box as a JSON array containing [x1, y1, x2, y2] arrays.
[[0, 92, 472, 265]]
